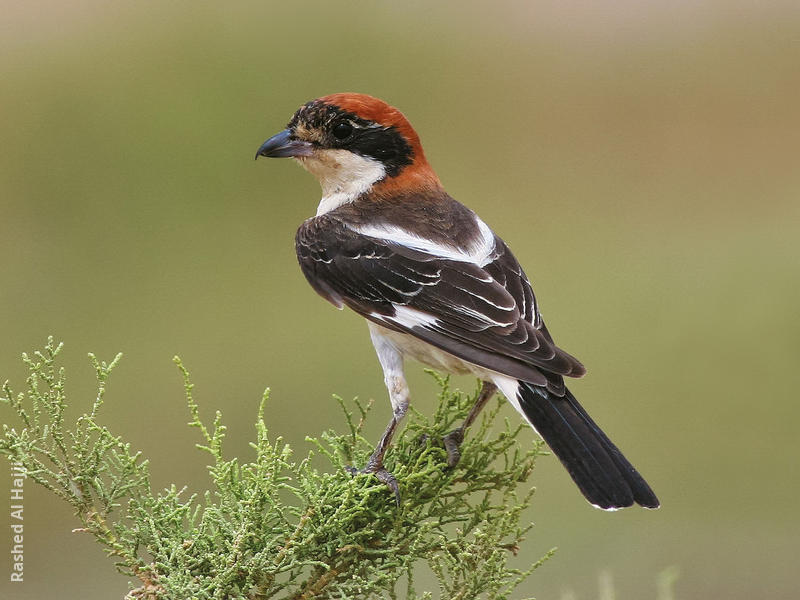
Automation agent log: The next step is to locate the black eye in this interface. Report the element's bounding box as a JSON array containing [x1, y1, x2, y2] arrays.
[[332, 122, 353, 140]]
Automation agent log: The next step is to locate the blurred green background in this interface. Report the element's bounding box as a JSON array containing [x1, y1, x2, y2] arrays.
[[2, 1, 798, 598]]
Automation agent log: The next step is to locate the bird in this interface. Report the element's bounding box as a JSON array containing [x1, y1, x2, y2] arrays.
[[255, 93, 659, 510]]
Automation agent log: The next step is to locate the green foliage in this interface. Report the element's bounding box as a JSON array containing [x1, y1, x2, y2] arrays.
[[1, 338, 552, 599]]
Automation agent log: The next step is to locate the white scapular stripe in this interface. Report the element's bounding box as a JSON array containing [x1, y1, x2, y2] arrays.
[[351, 216, 496, 267]]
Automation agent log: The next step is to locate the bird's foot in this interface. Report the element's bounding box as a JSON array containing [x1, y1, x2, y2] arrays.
[[442, 428, 465, 467], [345, 461, 401, 506], [417, 428, 465, 467]]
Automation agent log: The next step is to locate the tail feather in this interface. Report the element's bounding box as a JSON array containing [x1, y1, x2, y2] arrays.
[[517, 381, 659, 510]]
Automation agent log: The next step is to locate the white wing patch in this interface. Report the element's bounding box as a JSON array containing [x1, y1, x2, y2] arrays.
[[374, 305, 440, 330], [350, 216, 496, 267]]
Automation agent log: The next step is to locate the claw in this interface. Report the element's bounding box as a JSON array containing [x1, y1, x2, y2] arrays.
[[372, 467, 401, 506], [345, 464, 402, 505], [418, 429, 465, 467], [443, 428, 465, 467]]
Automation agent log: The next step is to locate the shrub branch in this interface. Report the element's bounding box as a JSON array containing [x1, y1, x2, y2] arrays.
[[1, 338, 552, 599]]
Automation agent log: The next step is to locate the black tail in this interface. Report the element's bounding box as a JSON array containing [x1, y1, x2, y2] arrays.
[[517, 382, 659, 510]]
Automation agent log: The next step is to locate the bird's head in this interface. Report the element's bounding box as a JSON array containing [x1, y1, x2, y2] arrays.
[[256, 93, 441, 212]]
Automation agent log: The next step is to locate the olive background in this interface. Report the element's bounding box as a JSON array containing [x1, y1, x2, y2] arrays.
[[1, 2, 798, 599]]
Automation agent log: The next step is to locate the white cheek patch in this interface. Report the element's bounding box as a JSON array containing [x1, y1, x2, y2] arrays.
[[297, 150, 386, 216]]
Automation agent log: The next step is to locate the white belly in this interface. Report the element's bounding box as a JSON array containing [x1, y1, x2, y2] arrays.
[[366, 321, 525, 421], [368, 322, 476, 376]]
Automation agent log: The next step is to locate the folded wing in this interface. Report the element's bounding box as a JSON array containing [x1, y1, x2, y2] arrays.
[[296, 216, 585, 394]]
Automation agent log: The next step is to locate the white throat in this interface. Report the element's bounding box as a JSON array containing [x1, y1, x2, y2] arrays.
[[296, 149, 386, 216]]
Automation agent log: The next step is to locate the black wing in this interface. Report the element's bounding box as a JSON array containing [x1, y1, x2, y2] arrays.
[[296, 216, 585, 393]]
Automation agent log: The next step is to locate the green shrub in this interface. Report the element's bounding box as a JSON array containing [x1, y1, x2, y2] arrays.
[[1, 338, 551, 599]]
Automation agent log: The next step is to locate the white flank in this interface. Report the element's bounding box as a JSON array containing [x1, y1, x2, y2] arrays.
[[351, 216, 496, 266], [295, 150, 386, 216]]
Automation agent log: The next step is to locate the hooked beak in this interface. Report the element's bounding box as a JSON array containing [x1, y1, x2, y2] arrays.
[[255, 129, 314, 160]]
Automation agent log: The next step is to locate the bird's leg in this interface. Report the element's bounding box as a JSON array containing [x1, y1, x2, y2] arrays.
[[350, 326, 410, 504], [443, 381, 497, 467], [357, 392, 408, 505]]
